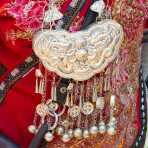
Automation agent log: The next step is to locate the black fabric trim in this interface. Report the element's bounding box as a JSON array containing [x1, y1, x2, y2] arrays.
[[132, 67, 147, 148], [0, 64, 7, 77], [0, 134, 20, 148], [62, 0, 86, 30], [0, 53, 39, 103], [146, 76, 148, 89], [81, 0, 98, 30], [29, 122, 48, 148], [142, 30, 148, 43]]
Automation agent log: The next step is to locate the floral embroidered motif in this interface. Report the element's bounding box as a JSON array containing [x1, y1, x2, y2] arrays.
[[7, 0, 48, 31], [6, 0, 67, 31], [6, 29, 33, 41]]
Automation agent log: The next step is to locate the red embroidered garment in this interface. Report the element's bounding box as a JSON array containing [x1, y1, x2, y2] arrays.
[[0, 0, 147, 148]]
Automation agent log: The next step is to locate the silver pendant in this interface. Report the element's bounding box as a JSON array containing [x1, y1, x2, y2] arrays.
[[81, 102, 94, 115], [68, 105, 81, 118]]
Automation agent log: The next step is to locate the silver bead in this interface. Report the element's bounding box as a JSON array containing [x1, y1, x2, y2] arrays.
[[108, 122, 116, 127], [83, 129, 90, 138], [74, 128, 82, 139], [89, 126, 98, 135], [35, 69, 43, 77], [110, 117, 117, 124], [68, 129, 73, 138], [44, 132, 54, 142], [62, 133, 71, 143], [56, 127, 64, 135], [107, 126, 116, 135], [28, 125, 37, 134], [98, 121, 106, 134]]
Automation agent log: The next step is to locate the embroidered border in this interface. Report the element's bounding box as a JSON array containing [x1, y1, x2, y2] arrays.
[[0, 53, 39, 103]]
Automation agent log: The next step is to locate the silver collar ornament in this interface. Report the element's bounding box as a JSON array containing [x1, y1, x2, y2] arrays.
[[29, 0, 124, 144], [33, 20, 124, 81]]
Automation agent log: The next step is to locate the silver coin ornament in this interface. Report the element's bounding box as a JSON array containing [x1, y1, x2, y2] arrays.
[[48, 101, 59, 111], [36, 103, 49, 117], [68, 105, 81, 118], [81, 102, 94, 115]]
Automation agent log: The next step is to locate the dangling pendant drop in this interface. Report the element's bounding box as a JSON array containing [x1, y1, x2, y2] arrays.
[[107, 95, 117, 135], [44, 3, 63, 23], [35, 69, 43, 94], [90, 0, 105, 17]]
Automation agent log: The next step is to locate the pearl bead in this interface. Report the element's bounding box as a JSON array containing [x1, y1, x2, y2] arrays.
[[107, 127, 116, 135], [62, 133, 71, 143], [74, 128, 82, 139], [44, 132, 54, 142], [98, 122, 106, 134], [108, 122, 115, 127], [68, 129, 73, 138], [56, 127, 64, 135], [28, 125, 36, 134], [90, 126, 98, 135], [83, 129, 90, 138]]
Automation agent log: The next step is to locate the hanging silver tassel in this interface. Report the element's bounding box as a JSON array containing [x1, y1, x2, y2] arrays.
[[67, 83, 74, 107], [35, 69, 43, 94], [65, 92, 70, 106], [53, 86, 57, 102], [35, 78, 39, 93], [39, 78, 45, 95]]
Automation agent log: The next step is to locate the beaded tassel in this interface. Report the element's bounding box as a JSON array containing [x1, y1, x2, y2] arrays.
[[107, 95, 116, 135], [35, 69, 43, 94], [66, 83, 73, 107], [39, 78, 45, 94], [35, 77, 39, 93]]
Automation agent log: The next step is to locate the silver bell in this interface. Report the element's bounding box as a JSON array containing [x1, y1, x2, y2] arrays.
[[44, 132, 54, 142], [62, 133, 71, 143], [98, 121, 106, 134], [83, 129, 90, 138], [74, 128, 82, 139], [56, 127, 64, 135], [68, 129, 73, 138], [89, 126, 98, 135], [107, 126, 116, 135]]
